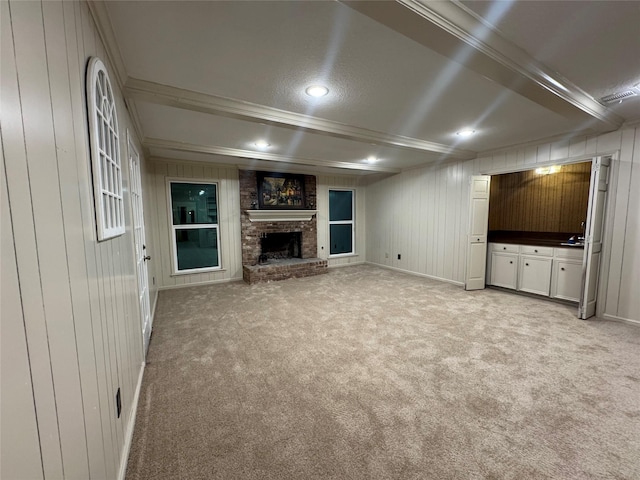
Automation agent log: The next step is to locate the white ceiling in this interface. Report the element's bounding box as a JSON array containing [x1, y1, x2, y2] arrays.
[[100, 0, 640, 175]]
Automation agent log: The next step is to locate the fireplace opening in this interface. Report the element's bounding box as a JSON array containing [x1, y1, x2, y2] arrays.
[[259, 232, 302, 263]]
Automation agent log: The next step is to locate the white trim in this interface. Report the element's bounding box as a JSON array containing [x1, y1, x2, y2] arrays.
[[146, 137, 401, 174], [246, 209, 317, 222], [117, 363, 145, 480], [478, 154, 597, 176], [366, 262, 465, 287], [167, 179, 222, 274], [328, 260, 365, 268], [601, 314, 640, 327], [350, 0, 622, 132], [126, 78, 474, 160], [329, 188, 355, 257], [158, 277, 242, 291]]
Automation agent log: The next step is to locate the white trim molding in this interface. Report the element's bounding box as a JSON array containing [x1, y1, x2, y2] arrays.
[[343, 0, 623, 134], [126, 78, 475, 160], [246, 210, 317, 222]]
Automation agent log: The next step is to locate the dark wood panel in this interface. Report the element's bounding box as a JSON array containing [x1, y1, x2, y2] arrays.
[[489, 162, 591, 233]]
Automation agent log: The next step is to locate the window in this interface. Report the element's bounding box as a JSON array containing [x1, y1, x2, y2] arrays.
[[86, 57, 125, 240], [329, 189, 354, 256], [169, 181, 221, 273]]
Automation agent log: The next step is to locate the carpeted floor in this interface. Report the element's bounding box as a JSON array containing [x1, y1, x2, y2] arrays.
[[125, 264, 640, 480]]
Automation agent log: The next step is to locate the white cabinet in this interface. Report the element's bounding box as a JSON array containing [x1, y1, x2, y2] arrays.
[[518, 256, 552, 296], [487, 243, 583, 302], [550, 248, 584, 302], [491, 252, 518, 289]]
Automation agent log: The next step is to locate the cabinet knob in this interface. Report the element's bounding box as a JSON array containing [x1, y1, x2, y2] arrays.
[[534, 249, 538, 253], [509, 261, 513, 264], [525, 263, 529, 266], [503, 247, 506, 250], [561, 267, 565, 271]]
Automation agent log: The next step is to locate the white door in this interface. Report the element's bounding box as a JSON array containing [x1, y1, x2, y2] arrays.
[[579, 156, 610, 319], [128, 135, 152, 352], [465, 175, 491, 290]]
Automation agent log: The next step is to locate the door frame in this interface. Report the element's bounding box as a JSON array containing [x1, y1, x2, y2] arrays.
[[474, 150, 618, 318], [127, 131, 152, 353]]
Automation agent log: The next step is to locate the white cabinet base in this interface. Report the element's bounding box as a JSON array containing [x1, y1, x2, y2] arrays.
[[518, 256, 552, 296], [490, 252, 518, 289], [551, 260, 582, 302]]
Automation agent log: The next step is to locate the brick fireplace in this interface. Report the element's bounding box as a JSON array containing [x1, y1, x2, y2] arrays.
[[239, 170, 328, 284]]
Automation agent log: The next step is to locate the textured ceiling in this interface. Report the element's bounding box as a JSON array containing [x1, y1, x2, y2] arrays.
[[459, 0, 640, 120], [102, 0, 639, 174]]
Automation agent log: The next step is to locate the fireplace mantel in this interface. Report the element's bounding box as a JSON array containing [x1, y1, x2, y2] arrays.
[[246, 210, 317, 222]]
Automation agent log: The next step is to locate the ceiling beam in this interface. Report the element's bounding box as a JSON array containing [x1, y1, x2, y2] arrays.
[[126, 78, 476, 160], [144, 138, 402, 174], [342, 0, 623, 134]]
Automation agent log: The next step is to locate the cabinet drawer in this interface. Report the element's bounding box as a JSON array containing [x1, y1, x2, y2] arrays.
[[520, 245, 553, 257], [518, 256, 552, 296], [492, 243, 519, 254], [554, 247, 584, 260]]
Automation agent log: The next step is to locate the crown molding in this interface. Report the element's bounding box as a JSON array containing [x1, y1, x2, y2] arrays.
[[126, 78, 475, 160], [87, 1, 146, 144], [86, 1, 127, 88], [144, 138, 402, 174], [342, 0, 623, 134]]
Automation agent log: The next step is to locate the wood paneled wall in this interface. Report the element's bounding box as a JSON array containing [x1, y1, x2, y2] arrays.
[[475, 128, 639, 322], [316, 174, 367, 267], [1, 1, 150, 478], [366, 161, 473, 285], [366, 126, 639, 323], [488, 162, 591, 233], [147, 159, 243, 288]]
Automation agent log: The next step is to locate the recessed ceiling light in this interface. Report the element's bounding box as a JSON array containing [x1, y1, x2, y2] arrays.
[[254, 140, 270, 149], [456, 129, 476, 137], [365, 156, 379, 164], [305, 85, 329, 97]]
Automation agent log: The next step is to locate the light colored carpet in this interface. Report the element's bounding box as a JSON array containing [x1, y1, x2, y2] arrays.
[[126, 264, 640, 480]]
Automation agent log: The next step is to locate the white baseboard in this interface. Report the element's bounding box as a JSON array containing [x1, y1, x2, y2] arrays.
[[601, 314, 640, 326], [328, 260, 366, 269], [118, 363, 145, 480], [157, 276, 242, 291], [366, 262, 465, 287]]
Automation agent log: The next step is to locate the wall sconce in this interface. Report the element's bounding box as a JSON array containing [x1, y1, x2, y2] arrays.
[[535, 165, 561, 175]]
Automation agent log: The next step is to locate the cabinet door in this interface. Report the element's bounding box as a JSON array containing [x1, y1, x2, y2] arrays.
[[518, 256, 552, 296], [551, 260, 582, 302], [490, 252, 518, 289]]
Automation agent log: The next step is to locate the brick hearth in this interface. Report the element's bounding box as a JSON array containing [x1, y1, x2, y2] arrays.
[[239, 170, 327, 284]]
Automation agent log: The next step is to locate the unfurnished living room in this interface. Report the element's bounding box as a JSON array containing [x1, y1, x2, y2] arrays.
[[1, 1, 639, 479]]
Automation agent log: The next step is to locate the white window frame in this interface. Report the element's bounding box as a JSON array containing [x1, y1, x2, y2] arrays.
[[167, 178, 222, 275], [86, 57, 125, 240], [328, 188, 355, 257]]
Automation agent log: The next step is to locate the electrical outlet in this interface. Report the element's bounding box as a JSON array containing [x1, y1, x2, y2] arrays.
[[397, 254, 401, 260], [116, 388, 122, 418]]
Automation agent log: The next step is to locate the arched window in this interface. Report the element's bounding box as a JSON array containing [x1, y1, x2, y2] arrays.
[[86, 57, 125, 240]]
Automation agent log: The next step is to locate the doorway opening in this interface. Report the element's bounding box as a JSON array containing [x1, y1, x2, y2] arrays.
[[466, 155, 612, 319]]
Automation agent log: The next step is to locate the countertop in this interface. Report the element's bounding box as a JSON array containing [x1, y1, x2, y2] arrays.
[[488, 231, 584, 249]]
